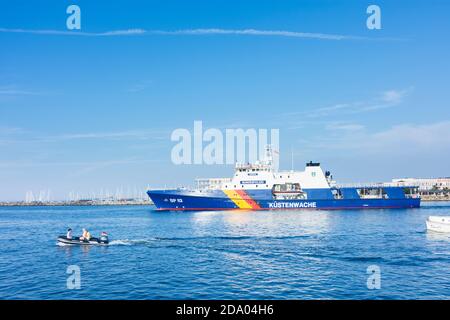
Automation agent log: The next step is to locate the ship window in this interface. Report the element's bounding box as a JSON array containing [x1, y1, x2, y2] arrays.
[[332, 189, 343, 199], [403, 187, 419, 198], [357, 188, 388, 199], [272, 183, 301, 192], [312, 172, 316, 177]]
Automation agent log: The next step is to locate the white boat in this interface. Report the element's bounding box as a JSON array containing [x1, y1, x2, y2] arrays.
[[426, 216, 450, 233]]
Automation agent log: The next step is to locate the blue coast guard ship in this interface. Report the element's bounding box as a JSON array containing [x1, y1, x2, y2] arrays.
[[147, 146, 420, 211]]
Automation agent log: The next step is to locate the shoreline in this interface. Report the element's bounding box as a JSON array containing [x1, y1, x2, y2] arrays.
[[1, 199, 449, 207], [0, 201, 154, 207]]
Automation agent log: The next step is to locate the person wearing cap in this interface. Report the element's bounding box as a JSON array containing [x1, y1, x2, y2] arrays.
[[66, 228, 73, 240]]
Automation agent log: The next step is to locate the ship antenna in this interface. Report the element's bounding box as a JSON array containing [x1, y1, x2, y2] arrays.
[[264, 144, 273, 168], [291, 147, 294, 172]]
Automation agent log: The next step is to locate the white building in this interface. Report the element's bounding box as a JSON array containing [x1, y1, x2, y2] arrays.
[[391, 178, 450, 191]]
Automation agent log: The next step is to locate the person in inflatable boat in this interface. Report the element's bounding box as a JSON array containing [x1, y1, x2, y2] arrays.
[[80, 228, 91, 241], [66, 228, 73, 240]]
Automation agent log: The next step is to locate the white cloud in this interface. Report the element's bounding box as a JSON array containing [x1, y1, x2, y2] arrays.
[[285, 88, 412, 119], [301, 121, 450, 156], [0, 126, 25, 135], [100, 29, 146, 36], [0, 128, 169, 146], [371, 121, 450, 149], [0, 27, 385, 41], [56, 129, 165, 141], [381, 89, 408, 104], [0, 85, 44, 96], [326, 123, 365, 131], [0, 158, 160, 169], [357, 88, 413, 112], [126, 80, 153, 93], [0, 28, 146, 37], [154, 28, 365, 40], [0, 89, 38, 95]]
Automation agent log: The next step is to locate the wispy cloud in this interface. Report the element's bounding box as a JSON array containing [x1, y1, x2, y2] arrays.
[[370, 121, 450, 150], [0, 89, 40, 95], [0, 27, 146, 37], [0, 126, 27, 145], [325, 122, 365, 132], [297, 120, 450, 156], [0, 158, 160, 169], [126, 80, 153, 93], [284, 88, 412, 119], [0, 128, 169, 145], [0, 126, 26, 135], [153, 28, 366, 40], [0, 84, 45, 96], [381, 89, 408, 104], [0, 27, 398, 41], [55, 129, 167, 141]]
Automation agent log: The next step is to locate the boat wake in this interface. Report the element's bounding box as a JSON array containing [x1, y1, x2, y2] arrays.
[[431, 251, 450, 256], [109, 235, 311, 245], [55, 238, 158, 247], [56, 242, 72, 247], [108, 239, 159, 246]]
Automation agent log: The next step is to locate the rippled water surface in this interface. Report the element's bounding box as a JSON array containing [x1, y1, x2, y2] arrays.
[[1, 203, 450, 299]]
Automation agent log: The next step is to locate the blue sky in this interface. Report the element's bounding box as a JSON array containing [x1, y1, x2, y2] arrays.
[[1, 0, 449, 201]]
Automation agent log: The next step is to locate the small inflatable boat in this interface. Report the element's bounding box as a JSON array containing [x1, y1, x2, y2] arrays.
[[57, 235, 109, 245], [426, 216, 450, 233]]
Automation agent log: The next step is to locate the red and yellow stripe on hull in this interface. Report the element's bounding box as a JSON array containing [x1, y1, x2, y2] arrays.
[[223, 189, 261, 209]]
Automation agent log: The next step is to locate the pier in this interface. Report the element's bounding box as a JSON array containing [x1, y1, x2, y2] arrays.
[[0, 198, 154, 207], [8, 186, 155, 207]]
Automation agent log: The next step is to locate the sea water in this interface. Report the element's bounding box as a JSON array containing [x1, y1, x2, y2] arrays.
[[0, 203, 449, 299]]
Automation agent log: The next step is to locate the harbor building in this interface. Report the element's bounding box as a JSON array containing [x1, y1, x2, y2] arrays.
[[391, 178, 450, 191]]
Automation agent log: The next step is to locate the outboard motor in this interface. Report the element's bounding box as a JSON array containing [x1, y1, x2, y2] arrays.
[[99, 232, 109, 244]]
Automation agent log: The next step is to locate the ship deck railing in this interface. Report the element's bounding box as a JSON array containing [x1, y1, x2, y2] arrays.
[[335, 183, 419, 189]]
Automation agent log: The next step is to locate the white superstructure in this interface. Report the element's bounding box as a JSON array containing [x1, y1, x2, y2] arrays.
[[196, 146, 332, 192]]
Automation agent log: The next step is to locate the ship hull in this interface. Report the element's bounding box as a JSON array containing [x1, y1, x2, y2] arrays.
[[147, 190, 420, 211]]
